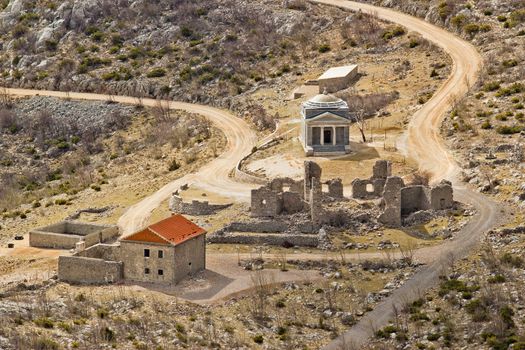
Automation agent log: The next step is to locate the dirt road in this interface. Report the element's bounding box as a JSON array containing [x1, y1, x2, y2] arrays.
[[2, 88, 258, 234], [309, 1, 502, 349]]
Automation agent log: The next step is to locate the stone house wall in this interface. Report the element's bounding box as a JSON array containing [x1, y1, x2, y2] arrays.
[[119, 235, 205, 284]]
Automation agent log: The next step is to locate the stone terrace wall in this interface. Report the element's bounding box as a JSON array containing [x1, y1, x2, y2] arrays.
[[58, 256, 123, 284], [208, 233, 319, 247]]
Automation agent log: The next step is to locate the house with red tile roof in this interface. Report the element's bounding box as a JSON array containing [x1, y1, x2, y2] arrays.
[[57, 214, 207, 285], [119, 214, 207, 284]]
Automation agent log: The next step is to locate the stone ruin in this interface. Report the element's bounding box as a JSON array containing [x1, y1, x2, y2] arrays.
[[351, 160, 454, 227], [169, 194, 232, 216], [351, 160, 392, 199], [209, 161, 349, 249], [250, 161, 344, 222]]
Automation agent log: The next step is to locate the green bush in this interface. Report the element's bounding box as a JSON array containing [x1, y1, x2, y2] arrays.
[[496, 125, 521, 135], [35, 317, 54, 329], [481, 120, 492, 129], [483, 81, 500, 92], [146, 68, 166, 78], [318, 44, 331, 53], [253, 334, 264, 344], [463, 23, 480, 35], [168, 159, 180, 172]]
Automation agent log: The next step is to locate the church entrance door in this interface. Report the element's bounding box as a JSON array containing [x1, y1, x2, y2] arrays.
[[323, 128, 332, 145]]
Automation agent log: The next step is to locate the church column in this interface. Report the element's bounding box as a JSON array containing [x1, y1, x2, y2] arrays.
[[332, 126, 336, 145], [321, 127, 325, 145]]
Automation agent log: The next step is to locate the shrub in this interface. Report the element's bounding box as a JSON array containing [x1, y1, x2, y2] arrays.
[[146, 68, 166, 78], [463, 23, 480, 35], [32, 337, 59, 350], [481, 120, 492, 129], [168, 159, 180, 171], [409, 39, 419, 48], [35, 317, 54, 328], [483, 81, 500, 92], [318, 44, 331, 53], [253, 334, 264, 344], [502, 59, 518, 68], [496, 125, 521, 134], [501, 252, 523, 267]]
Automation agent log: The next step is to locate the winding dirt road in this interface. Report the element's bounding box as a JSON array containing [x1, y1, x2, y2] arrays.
[[309, 1, 502, 349], [1, 88, 258, 234], [1, 1, 505, 346]]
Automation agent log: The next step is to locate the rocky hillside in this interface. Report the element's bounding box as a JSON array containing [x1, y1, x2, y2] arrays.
[[361, 0, 525, 202], [0, 0, 351, 106]]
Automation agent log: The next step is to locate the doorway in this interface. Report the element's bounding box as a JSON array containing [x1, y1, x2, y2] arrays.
[[323, 128, 332, 145]]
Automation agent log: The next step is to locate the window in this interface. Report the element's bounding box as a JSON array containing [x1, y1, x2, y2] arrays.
[[144, 268, 150, 275], [158, 250, 164, 259], [144, 249, 150, 257], [158, 269, 164, 276]]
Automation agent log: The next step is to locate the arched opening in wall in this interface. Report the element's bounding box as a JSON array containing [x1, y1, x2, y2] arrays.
[[366, 183, 374, 193], [440, 198, 446, 209]]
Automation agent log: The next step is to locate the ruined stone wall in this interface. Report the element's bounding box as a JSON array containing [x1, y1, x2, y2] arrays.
[[430, 180, 454, 210], [400, 186, 431, 215], [58, 256, 123, 284], [327, 178, 344, 198], [250, 187, 282, 217], [378, 176, 405, 227], [304, 161, 322, 199], [352, 178, 386, 199], [169, 195, 231, 216], [282, 192, 305, 214], [372, 160, 392, 179]]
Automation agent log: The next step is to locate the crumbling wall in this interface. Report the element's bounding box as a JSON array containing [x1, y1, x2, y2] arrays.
[[327, 178, 344, 198], [430, 180, 453, 210], [282, 192, 305, 214], [400, 186, 431, 216], [169, 195, 231, 216], [78, 244, 121, 261], [378, 176, 405, 227], [250, 187, 282, 217], [58, 256, 123, 284], [352, 160, 391, 199], [310, 176, 323, 226], [372, 160, 392, 179], [304, 161, 322, 199]]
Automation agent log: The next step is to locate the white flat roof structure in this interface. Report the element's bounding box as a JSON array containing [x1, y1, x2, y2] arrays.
[[318, 65, 358, 80]]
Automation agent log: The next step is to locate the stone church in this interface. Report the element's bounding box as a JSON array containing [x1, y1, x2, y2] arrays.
[[300, 92, 352, 156]]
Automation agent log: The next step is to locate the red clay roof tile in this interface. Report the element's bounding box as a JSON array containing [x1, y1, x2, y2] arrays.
[[122, 214, 206, 246]]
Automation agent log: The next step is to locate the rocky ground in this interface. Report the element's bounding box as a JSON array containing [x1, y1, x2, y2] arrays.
[[0, 255, 420, 350], [0, 0, 360, 109], [0, 95, 225, 244]]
